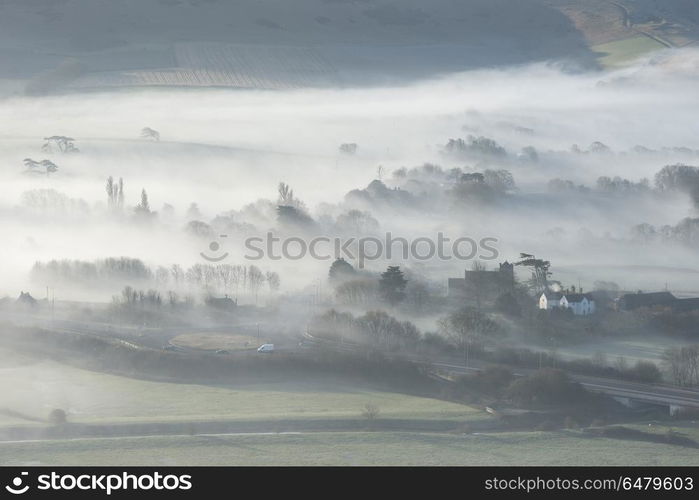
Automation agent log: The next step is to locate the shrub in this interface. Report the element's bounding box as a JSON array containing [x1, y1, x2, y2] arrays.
[[468, 365, 514, 395], [362, 403, 380, 420], [536, 420, 558, 431], [625, 360, 662, 383], [506, 369, 585, 407], [564, 416, 579, 430], [48, 408, 67, 424]]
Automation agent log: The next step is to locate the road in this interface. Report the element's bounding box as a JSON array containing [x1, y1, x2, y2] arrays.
[[305, 334, 699, 411], [5, 312, 699, 411], [432, 361, 699, 410], [1, 311, 295, 354]]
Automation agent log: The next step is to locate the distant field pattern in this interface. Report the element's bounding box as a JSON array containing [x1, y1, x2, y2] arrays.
[[69, 43, 339, 90]]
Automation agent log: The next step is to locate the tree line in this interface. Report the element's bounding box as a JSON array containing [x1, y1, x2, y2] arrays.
[[32, 258, 280, 300]]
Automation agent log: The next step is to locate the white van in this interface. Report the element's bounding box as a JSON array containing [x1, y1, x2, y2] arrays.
[[257, 343, 275, 353]]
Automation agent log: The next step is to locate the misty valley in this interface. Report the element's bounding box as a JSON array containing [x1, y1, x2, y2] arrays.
[[0, 0, 699, 469]]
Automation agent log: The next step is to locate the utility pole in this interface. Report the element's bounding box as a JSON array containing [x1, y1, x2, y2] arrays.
[[464, 336, 470, 369]]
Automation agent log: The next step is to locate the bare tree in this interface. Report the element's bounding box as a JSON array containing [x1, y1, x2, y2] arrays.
[[335, 278, 379, 306], [155, 266, 170, 287], [339, 143, 358, 155], [663, 346, 699, 386], [141, 127, 161, 141], [106, 176, 118, 208], [439, 308, 499, 367], [42, 136, 78, 154], [170, 264, 184, 287], [247, 265, 265, 303], [265, 271, 280, 293], [278, 182, 295, 206], [117, 178, 124, 209]]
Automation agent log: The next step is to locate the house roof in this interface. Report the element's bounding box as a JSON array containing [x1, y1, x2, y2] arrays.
[[541, 291, 562, 300], [206, 296, 237, 309], [563, 293, 593, 303], [619, 291, 676, 309], [674, 297, 699, 312]]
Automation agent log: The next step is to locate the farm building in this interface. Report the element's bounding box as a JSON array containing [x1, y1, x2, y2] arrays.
[[615, 291, 677, 311], [448, 262, 515, 300]]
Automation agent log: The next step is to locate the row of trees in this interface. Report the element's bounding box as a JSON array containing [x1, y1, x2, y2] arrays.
[[631, 217, 699, 246], [158, 263, 280, 300], [309, 309, 420, 351], [438, 307, 501, 365], [42, 136, 78, 154], [443, 136, 507, 158], [32, 257, 153, 283], [21, 189, 89, 215], [329, 262, 413, 308], [548, 164, 699, 203], [106, 176, 125, 210], [32, 258, 281, 300]]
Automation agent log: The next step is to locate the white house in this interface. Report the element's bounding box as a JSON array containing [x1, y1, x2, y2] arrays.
[[559, 293, 596, 316], [539, 291, 563, 310]]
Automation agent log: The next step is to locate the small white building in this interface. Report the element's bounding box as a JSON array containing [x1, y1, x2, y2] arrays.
[[539, 291, 596, 315], [539, 291, 563, 310], [560, 293, 596, 315]]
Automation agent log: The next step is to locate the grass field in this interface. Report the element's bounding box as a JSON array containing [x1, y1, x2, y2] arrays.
[[3, 429, 699, 466], [0, 349, 479, 426], [3, 347, 699, 466], [593, 35, 666, 68], [169, 332, 260, 351]]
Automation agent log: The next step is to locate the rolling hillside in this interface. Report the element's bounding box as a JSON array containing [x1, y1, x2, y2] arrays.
[[0, 0, 697, 91]]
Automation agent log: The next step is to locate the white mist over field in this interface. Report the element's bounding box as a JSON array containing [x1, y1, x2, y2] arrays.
[[1, 48, 699, 300]]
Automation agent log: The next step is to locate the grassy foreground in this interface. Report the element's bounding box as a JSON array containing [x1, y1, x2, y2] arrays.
[[2, 348, 699, 466], [2, 430, 699, 466], [0, 350, 477, 426]]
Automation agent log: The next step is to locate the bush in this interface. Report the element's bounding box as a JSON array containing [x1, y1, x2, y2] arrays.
[[362, 403, 380, 420], [467, 366, 514, 395], [625, 361, 662, 383], [506, 369, 585, 407], [48, 408, 67, 424], [564, 416, 579, 430], [495, 293, 521, 317], [536, 420, 558, 431]]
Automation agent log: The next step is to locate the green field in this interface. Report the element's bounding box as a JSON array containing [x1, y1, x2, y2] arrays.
[[2, 348, 699, 466], [0, 349, 478, 426], [593, 35, 666, 68], [3, 429, 699, 466]]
